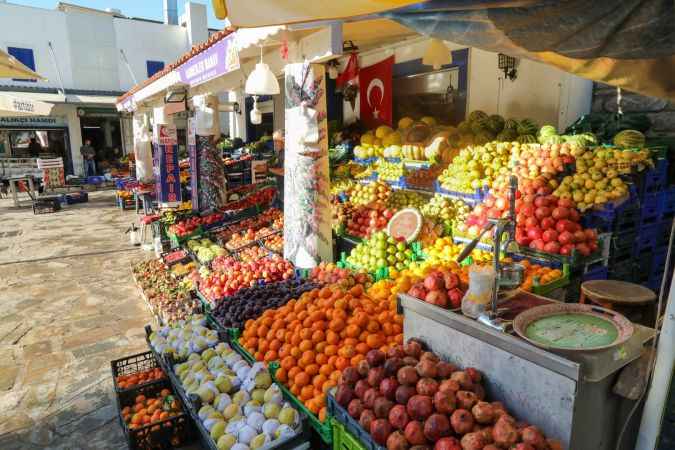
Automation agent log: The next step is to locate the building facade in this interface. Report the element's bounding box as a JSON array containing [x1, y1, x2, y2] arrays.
[[0, 0, 211, 175]]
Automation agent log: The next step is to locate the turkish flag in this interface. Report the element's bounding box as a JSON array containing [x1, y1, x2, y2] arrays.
[[359, 56, 394, 129]]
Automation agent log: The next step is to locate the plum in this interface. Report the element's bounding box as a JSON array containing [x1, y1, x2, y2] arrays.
[[367, 349, 386, 367], [374, 396, 394, 419], [416, 378, 439, 396], [492, 416, 518, 448], [395, 385, 417, 405], [359, 409, 376, 430], [459, 432, 486, 450], [416, 360, 438, 378], [341, 367, 360, 386], [403, 340, 423, 358], [348, 399, 364, 419], [354, 379, 370, 399], [456, 390, 478, 410], [471, 402, 495, 424], [384, 357, 404, 376], [433, 390, 456, 414], [335, 384, 354, 407], [380, 377, 399, 400], [368, 367, 386, 388]]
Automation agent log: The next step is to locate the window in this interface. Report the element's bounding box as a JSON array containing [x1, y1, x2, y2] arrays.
[[7, 47, 36, 82], [146, 60, 165, 78]]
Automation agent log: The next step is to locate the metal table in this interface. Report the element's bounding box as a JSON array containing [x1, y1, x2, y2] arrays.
[[7, 176, 37, 207], [398, 293, 654, 450]]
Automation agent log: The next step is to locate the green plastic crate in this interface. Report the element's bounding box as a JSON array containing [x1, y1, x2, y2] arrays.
[[331, 419, 366, 450], [269, 362, 333, 444], [531, 264, 570, 296], [168, 227, 203, 248]]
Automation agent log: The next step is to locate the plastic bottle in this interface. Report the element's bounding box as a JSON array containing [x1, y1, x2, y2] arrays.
[[461, 265, 497, 318]]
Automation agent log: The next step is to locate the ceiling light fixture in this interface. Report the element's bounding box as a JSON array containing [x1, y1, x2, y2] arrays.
[[245, 47, 280, 96], [422, 39, 452, 70]]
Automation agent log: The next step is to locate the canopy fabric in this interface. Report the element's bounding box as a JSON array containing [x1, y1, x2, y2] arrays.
[[0, 48, 44, 80], [0, 93, 54, 116], [383, 0, 675, 100], [221, 0, 427, 27]]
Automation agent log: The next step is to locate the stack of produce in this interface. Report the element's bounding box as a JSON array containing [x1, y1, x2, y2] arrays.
[[186, 238, 227, 264], [516, 259, 565, 292], [214, 208, 283, 242], [405, 165, 444, 191], [454, 193, 513, 242], [115, 367, 165, 390], [405, 266, 466, 310], [162, 249, 188, 264], [199, 255, 295, 303], [172, 341, 303, 449], [132, 260, 200, 323], [513, 194, 598, 256], [262, 234, 283, 253], [349, 181, 392, 206], [343, 206, 395, 239], [331, 179, 357, 196], [169, 213, 224, 236], [420, 195, 471, 228], [222, 185, 276, 212], [437, 142, 513, 193], [377, 160, 407, 182], [236, 245, 270, 263], [241, 284, 403, 420], [510, 142, 577, 181], [387, 190, 427, 210], [419, 237, 493, 268], [148, 315, 219, 360], [554, 148, 636, 211], [309, 263, 374, 288], [346, 232, 418, 273], [455, 111, 539, 145], [170, 261, 196, 278], [333, 339, 562, 449], [211, 279, 320, 331], [226, 230, 259, 251], [120, 388, 183, 430]]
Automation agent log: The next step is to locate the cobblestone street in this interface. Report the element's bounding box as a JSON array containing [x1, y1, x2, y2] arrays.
[[0, 191, 152, 449]]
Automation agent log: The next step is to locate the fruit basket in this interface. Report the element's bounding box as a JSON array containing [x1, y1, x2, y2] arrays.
[[269, 362, 333, 444], [332, 418, 370, 450], [327, 388, 384, 450], [114, 378, 195, 450], [111, 351, 166, 395]]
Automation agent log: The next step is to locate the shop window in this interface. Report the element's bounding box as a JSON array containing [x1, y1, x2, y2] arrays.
[[7, 47, 36, 82], [146, 60, 165, 78]]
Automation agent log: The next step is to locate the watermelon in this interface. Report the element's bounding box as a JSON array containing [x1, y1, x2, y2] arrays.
[[487, 114, 505, 134], [470, 118, 488, 135], [387, 208, 423, 243], [496, 129, 518, 142], [468, 110, 489, 123], [474, 131, 495, 145], [517, 119, 539, 136], [517, 134, 537, 144], [457, 120, 472, 135], [538, 125, 558, 139], [542, 134, 565, 145], [613, 129, 645, 148], [504, 118, 519, 131]]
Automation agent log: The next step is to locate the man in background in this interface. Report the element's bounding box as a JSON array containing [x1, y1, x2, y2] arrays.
[[80, 139, 96, 176], [27, 137, 42, 158]]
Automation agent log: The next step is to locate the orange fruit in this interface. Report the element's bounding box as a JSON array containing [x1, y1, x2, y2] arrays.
[[299, 339, 313, 352], [300, 328, 313, 340], [257, 325, 269, 338], [301, 386, 315, 402], [313, 374, 327, 390], [311, 320, 327, 331], [294, 371, 310, 388], [366, 333, 384, 349], [288, 366, 302, 382], [299, 351, 315, 367], [351, 354, 365, 366], [276, 367, 288, 383], [338, 345, 356, 359], [335, 357, 350, 371], [315, 342, 327, 354], [305, 364, 320, 376], [322, 379, 336, 393], [319, 407, 327, 422], [264, 350, 278, 362], [281, 356, 297, 371], [345, 325, 361, 338], [319, 364, 334, 376], [290, 384, 300, 396], [324, 344, 338, 356], [311, 330, 325, 344], [269, 339, 282, 351], [355, 342, 370, 355], [326, 330, 340, 345], [315, 353, 328, 365]]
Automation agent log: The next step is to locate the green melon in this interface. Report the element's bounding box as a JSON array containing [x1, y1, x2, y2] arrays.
[[517, 119, 539, 136], [457, 120, 472, 135], [504, 118, 519, 131], [613, 130, 645, 148], [487, 114, 505, 134], [474, 131, 495, 145], [496, 129, 518, 142], [538, 125, 558, 139], [468, 110, 489, 123], [517, 134, 537, 144], [542, 135, 565, 145], [470, 118, 489, 135]]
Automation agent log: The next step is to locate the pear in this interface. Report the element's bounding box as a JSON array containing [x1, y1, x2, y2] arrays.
[[263, 403, 280, 419], [196, 385, 215, 404], [254, 372, 272, 389], [251, 389, 265, 404], [250, 433, 270, 449], [237, 424, 257, 445], [275, 424, 295, 439], [232, 390, 250, 405], [243, 400, 261, 416], [278, 407, 298, 426], [198, 405, 215, 421], [210, 420, 226, 441], [201, 348, 217, 363], [263, 385, 283, 405], [216, 434, 237, 450], [262, 419, 280, 436], [223, 403, 241, 420], [215, 375, 232, 394]]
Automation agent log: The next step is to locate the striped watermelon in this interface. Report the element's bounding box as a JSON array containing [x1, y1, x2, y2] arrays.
[[613, 130, 645, 148]]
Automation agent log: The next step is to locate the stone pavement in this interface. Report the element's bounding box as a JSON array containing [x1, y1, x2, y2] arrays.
[[0, 190, 158, 449]]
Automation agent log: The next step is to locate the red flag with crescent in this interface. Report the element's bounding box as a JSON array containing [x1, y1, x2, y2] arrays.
[[359, 56, 393, 129]]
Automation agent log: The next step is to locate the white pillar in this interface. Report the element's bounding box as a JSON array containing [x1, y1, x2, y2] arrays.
[[133, 111, 153, 183], [65, 106, 84, 176]]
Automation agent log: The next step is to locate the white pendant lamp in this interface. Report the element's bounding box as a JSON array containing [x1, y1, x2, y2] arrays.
[[245, 47, 280, 96], [423, 39, 452, 70]]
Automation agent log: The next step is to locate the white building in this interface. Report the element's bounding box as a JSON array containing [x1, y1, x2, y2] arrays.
[[0, 0, 212, 175]]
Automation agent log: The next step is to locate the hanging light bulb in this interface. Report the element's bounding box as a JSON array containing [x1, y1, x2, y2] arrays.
[[245, 47, 280, 96], [250, 96, 262, 125], [422, 39, 452, 70]]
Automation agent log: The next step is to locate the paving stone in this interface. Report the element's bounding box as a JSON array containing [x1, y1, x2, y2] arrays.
[[0, 365, 19, 390]]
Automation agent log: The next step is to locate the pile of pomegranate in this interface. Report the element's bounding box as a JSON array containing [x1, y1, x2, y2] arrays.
[[334, 339, 563, 450]]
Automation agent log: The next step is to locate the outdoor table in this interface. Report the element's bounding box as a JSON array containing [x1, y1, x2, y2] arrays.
[[8, 176, 37, 207]]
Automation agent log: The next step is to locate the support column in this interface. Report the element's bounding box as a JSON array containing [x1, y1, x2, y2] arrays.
[[65, 106, 83, 176], [132, 111, 153, 183], [228, 89, 247, 141], [194, 94, 226, 211], [103, 119, 113, 148], [283, 63, 333, 268]]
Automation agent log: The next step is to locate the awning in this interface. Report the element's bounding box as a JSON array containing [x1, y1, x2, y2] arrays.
[[0, 93, 54, 116], [66, 94, 118, 105], [0, 48, 44, 80], [219, 0, 427, 27]]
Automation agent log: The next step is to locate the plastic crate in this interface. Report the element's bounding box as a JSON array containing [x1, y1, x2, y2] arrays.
[[269, 362, 332, 444], [168, 227, 203, 248], [114, 379, 195, 450], [640, 193, 661, 227], [327, 388, 383, 450], [110, 351, 166, 396], [33, 197, 61, 214], [608, 261, 637, 283], [634, 223, 660, 254], [230, 334, 257, 364], [531, 265, 570, 296], [332, 419, 367, 450], [610, 229, 638, 264], [659, 187, 675, 220], [635, 159, 668, 198], [583, 265, 608, 281], [657, 219, 674, 247], [434, 180, 485, 205]]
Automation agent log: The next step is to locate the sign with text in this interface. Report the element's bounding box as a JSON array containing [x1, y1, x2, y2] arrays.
[[177, 33, 240, 87], [187, 118, 199, 212], [153, 124, 181, 207], [0, 116, 67, 128]]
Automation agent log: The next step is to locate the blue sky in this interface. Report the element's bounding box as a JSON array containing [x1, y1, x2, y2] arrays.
[[10, 0, 227, 28]]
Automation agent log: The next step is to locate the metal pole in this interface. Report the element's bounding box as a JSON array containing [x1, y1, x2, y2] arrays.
[[120, 49, 138, 85], [47, 41, 66, 96]]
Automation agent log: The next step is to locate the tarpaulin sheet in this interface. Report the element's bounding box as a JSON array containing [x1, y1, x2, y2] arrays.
[[383, 0, 675, 100]]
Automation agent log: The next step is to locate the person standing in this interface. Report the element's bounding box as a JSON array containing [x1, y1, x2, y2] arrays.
[[80, 139, 96, 176], [27, 137, 42, 158]]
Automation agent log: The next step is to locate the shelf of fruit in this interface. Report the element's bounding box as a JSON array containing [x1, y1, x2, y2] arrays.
[[197, 255, 295, 306], [235, 244, 273, 263], [220, 185, 276, 212], [345, 232, 422, 275], [132, 259, 201, 324], [148, 317, 306, 450], [168, 213, 224, 237], [240, 282, 404, 426], [331, 338, 563, 450], [211, 208, 282, 243]]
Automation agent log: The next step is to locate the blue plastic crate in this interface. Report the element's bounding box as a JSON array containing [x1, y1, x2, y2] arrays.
[[634, 223, 660, 254], [651, 249, 668, 276], [86, 175, 106, 185], [658, 187, 675, 219], [637, 159, 668, 198], [657, 219, 674, 247], [434, 180, 486, 204], [353, 157, 377, 165], [583, 265, 608, 281], [639, 193, 660, 226]]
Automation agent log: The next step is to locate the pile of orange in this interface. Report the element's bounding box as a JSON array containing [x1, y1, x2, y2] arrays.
[[115, 367, 165, 390], [121, 389, 181, 430], [517, 259, 564, 291], [241, 283, 403, 421]]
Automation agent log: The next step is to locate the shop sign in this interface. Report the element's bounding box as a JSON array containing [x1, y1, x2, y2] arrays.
[[153, 124, 182, 207], [187, 117, 199, 212], [177, 33, 240, 87], [0, 116, 66, 128]]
